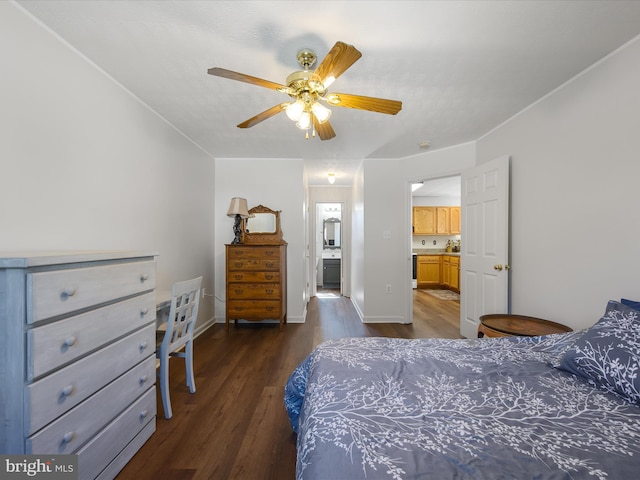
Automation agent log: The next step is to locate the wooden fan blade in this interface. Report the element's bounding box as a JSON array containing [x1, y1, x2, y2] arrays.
[[313, 116, 336, 141], [237, 103, 288, 128], [314, 41, 362, 85], [326, 93, 402, 115], [207, 67, 290, 92]]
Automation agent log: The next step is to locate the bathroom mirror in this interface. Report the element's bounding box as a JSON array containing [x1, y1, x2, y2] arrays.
[[243, 204, 286, 244], [323, 217, 341, 249]]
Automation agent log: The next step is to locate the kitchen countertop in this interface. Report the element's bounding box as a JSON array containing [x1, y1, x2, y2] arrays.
[[413, 249, 460, 256]]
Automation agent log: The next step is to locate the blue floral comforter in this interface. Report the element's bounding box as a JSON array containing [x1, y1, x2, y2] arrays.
[[285, 333, 640, 479]]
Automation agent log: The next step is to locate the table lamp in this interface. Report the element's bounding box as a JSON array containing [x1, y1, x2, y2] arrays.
[[227, 197, 249, 244]]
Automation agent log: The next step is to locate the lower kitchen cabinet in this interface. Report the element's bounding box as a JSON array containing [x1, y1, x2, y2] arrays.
[[417, 254, 460, 292], [417, 255, 441, 287]]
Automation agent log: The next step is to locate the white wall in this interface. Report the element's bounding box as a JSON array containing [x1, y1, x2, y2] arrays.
[[214, 158, 306, 323], [477, 36, 640, 330], [0, 3, 215, 328], [353, 144, 475, 323]]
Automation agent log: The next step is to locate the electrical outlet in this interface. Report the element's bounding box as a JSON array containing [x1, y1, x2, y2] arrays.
[[386, 284, 392, 294]]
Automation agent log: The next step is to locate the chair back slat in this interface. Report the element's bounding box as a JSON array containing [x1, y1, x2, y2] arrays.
[[162, 277, 202, 352]]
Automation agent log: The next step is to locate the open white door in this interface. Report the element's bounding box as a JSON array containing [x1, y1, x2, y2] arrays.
[[460, 155, 510, 338]]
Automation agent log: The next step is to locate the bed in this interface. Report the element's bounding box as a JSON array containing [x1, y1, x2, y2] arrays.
[[285, 300, 640, 479]]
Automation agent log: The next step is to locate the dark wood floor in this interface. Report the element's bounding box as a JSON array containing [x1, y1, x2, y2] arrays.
[[117, 289, 460, 480]]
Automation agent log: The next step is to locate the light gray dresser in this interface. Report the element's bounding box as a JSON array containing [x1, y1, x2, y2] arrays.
[[0, 251, 158, 480]]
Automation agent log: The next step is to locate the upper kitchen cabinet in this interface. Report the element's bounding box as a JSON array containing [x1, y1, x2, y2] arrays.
[[450, 207, 461, 234], [413, 206, 460, 235], [412, 207, 437, 234]]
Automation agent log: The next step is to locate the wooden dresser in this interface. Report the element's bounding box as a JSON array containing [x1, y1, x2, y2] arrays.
[[0, 251, 158, 480], [225, 244, 287, 330]]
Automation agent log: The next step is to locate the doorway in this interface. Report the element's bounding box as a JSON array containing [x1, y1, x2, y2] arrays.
[[315, 203, 343, 294], [411, 176, 461, 327]]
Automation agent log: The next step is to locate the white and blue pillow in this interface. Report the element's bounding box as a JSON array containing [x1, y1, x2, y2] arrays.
[[558, 300, 640, 406]]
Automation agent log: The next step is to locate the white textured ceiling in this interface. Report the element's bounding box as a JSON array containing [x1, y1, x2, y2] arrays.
[[16, 1, 640, 185]]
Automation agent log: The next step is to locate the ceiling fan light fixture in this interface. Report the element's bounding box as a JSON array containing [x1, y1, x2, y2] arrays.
[[311, 102, 332, 123], [323, 76, 336, 89], [285, 100, 305, 121], [325, 93, 340, 106], [296, 111, 312, 130]]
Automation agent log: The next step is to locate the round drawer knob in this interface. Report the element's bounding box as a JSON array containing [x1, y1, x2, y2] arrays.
[[140, 409, 148, 420], [63, 336, 76, 347], [140, 307, 149, 317], [140, 274, 149, 282], [139, 374, 148, 385], [60, 288, 76, 300], [61, 385, 74, 397], [61, 431, 74, 444]]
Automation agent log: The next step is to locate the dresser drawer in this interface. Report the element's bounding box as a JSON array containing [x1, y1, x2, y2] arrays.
[[227, 300, 282, 319], [228, 271, 280, 283], [228, 284, 281, 300], [27, 324, 155, 435], [227, 247, 281, 260], [27, 260, 156, 323], [228, 259, 281, 271], [28, 292, 156, 380], [27, 356, 155, 453], [77, 388, 156, 480]]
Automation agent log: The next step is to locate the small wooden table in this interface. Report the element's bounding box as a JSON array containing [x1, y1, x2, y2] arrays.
[[478, 314, 572, 338]]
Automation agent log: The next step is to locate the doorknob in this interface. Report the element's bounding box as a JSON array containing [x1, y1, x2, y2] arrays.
[[493, 264, 503, 271]]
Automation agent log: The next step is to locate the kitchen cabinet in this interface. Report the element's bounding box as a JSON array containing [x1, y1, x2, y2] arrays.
[[412, 207, 436, 234], [417, 255, 441, 286], [449, 256, 460, 292], [412, 206, 460, 235], [442, 255, 450, 286], [450, 207, 461, 234], [436, 207, 450, 234]]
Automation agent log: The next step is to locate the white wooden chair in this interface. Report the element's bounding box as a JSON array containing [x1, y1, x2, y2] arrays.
[[156, 276, 202, 419]]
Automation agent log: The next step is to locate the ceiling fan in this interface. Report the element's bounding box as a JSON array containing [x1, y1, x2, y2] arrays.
[[207, 41, 402, 140]]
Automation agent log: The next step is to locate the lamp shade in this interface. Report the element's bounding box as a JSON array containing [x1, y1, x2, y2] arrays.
[[227, 197, 249, 218]]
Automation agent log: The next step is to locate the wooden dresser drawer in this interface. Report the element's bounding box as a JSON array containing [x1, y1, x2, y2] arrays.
[[227, 247, 281, 260], [228, 271, 280, 283], [77, 388, 156, 480], [27, 260, 156, 323], [27, 356, 155, 453], [228, 284, 281, 300], [227, 300, 282, 319], [28, 292, 156, 380], [228, 258, 281, 271], [27, 324, 155, 435]]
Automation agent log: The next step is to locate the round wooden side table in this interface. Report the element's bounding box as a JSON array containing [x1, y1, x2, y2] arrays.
[[478, 314, 572, 338]]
